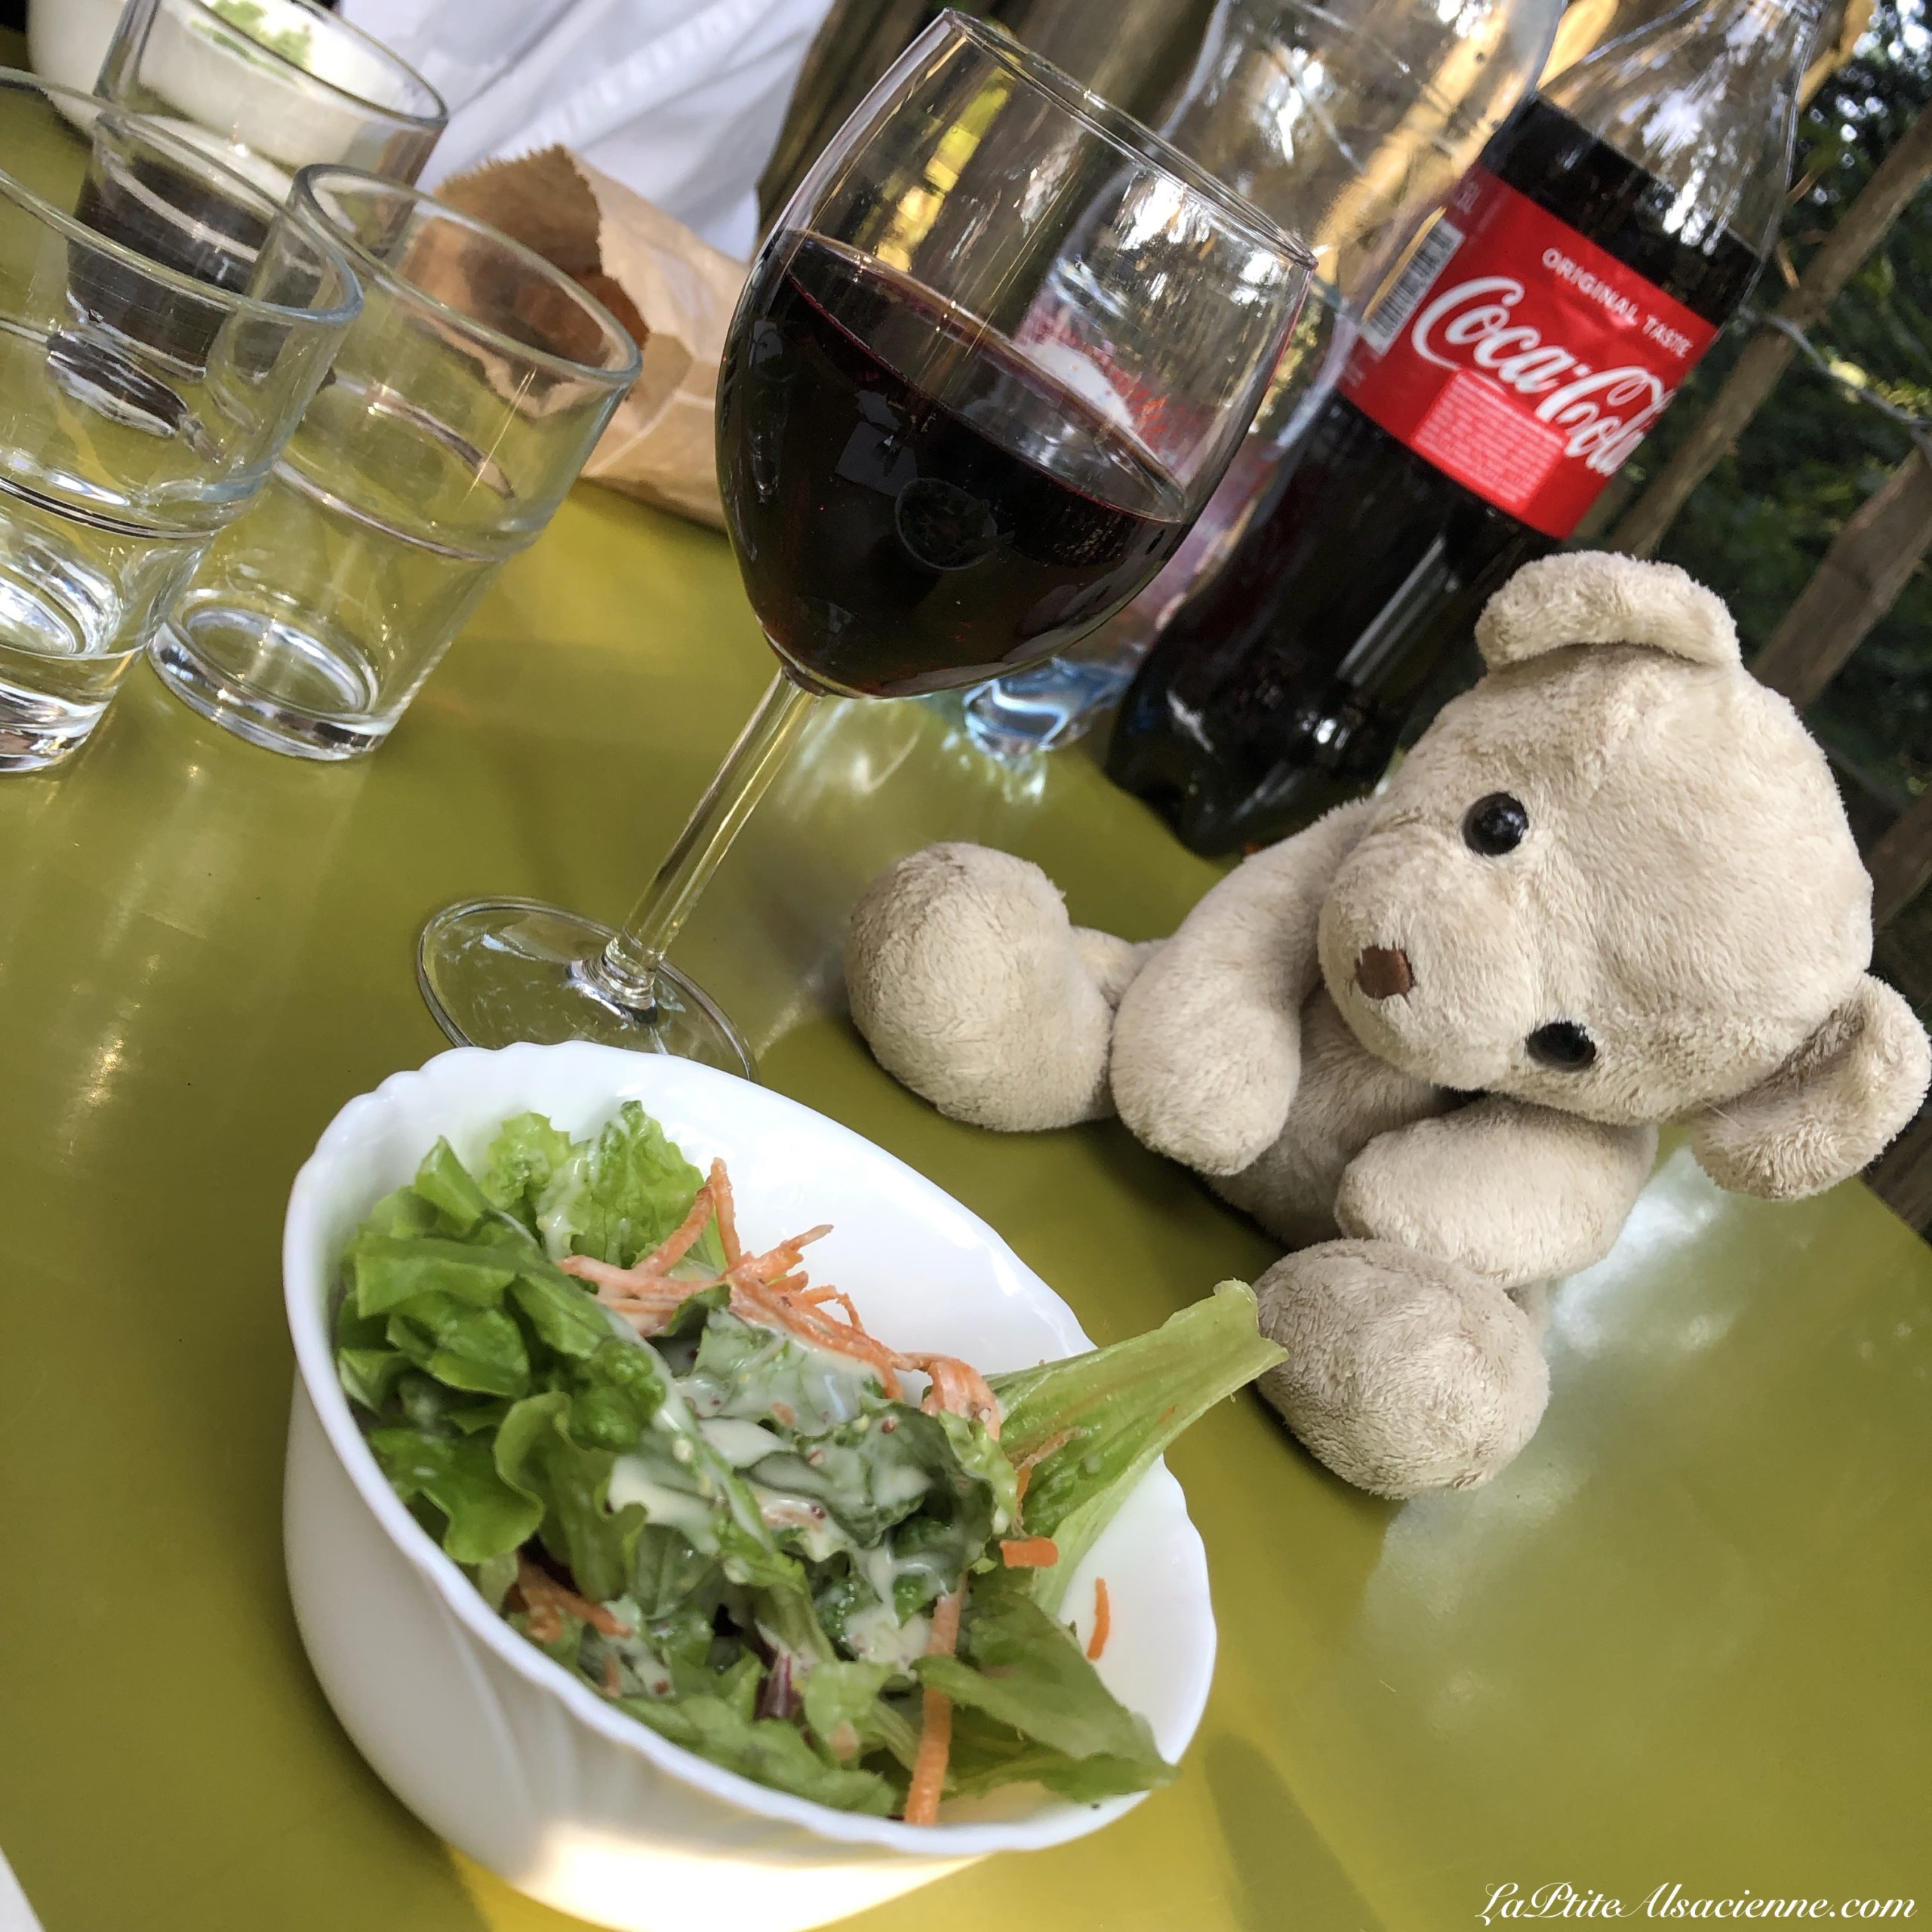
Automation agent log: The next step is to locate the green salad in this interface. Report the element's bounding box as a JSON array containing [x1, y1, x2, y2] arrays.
[[334, 1102, 1284, 1822]]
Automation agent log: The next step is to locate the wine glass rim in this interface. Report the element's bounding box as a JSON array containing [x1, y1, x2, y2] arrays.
[[937, 11, 1315, 274], [294, 165, 645, 388], [165, 0, 448, 129], [0, 71, 362, 327]]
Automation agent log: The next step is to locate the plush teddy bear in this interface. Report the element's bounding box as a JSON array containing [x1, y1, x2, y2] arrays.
[[844, 553, 1932, 1498]]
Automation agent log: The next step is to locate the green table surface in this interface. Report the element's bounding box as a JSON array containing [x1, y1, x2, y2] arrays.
[[5, 70, 1931, 1930]]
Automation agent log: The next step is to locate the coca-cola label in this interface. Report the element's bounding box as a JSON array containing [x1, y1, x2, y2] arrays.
[[1344, 167, 1721, 539]]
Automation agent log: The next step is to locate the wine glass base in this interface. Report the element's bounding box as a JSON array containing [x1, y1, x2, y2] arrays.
[[416, 897, 755, 1078]]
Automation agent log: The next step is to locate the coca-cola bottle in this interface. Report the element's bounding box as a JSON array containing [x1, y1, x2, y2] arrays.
[[1106, 0, 1816, 854]]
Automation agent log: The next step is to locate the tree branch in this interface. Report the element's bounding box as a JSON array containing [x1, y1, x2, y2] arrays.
[[1609, 100, 1932, 558], [1867, 785, 1932, 933], [1749, 448, 1932, 709]]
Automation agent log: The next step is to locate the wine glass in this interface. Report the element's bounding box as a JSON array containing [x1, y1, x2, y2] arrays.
[[416, 9, 1313, 1075]]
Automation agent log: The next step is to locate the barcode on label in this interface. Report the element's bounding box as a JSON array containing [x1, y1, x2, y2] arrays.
[[1361, 217, 1465, 354]]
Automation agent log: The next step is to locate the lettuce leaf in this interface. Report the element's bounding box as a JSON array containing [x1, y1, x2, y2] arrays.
[[681, 1309, 873, 1433], [989, 1281, 1283, 1614], [629, 1524, 716, 1620], [536, 1101, 708, 1267], [509, 1266, 620, 1361], [349, 1236, 520, 1318], [494, 1389, 645, 1603], [411, 1139, 500, 1237], [801, 1660, 895, 1755], [915, 1574, 1174, 1795], [385, 1293, 531, 1398], [617, 1694, 899, 1815], [943, 1706, 1168, 1803], [480, 1114, 577, 1234], [367, 1426, 543, 1563], [744, 1401, 980, 1550]]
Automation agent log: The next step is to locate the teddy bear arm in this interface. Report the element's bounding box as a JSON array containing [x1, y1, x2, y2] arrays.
[[845, 842, 1124, 1131], [1334, 1098, 1657, 1288], [1110, 801, 1377, 1177], [1071, 930, 1162, 1009]]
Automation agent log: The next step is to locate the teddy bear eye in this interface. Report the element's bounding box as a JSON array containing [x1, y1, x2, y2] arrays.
[[1463, 792, 1529, 856], [1527, 1022, 1596, 1070]]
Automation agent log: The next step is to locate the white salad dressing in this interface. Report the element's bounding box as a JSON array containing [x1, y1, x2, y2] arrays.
[[869, 1461, 932, 1512], [697, 1331, 877, 1433], [607, 1457, 717, 1546], [697, 1417, 786, 1468], [843, 1600, 932, 1670]]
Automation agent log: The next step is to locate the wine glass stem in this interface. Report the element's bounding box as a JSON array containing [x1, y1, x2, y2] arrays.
[[589, 670, 820, 1017]]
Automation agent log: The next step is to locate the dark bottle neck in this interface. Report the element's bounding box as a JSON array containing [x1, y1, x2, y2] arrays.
[[1541, 0, 1816, 259]]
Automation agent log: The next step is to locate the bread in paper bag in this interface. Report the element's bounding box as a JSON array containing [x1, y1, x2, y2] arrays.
[[437, 146, 745, 528]]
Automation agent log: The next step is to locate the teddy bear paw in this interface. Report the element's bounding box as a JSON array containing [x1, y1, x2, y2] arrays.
[[844, 842, 1116, 1131], [1256, 1239, 1549, 1497]]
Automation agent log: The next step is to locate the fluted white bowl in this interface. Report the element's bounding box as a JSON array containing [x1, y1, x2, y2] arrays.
[[282, 1043, 1217, 1932]]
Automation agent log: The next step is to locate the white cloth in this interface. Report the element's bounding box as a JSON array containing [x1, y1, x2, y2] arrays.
[[342, 0, 835, 257]]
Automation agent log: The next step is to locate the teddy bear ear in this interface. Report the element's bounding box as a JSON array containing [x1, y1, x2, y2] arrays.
[[1687, 976, 1931, 1200], [1475, 552, 1740, 672]]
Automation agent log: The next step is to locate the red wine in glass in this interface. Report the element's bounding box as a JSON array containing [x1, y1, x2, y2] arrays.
[[717, 232, 1191, 699], [414, 12, 1309, 1078]]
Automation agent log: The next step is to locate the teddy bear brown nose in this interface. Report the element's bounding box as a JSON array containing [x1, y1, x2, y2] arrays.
[[1355, 946, 1414, 1000]]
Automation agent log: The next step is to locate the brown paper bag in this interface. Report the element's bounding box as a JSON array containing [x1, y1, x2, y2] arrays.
[[437, 146, 746, 529]]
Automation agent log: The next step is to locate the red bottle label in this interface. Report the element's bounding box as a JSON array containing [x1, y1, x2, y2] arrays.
[[1342, 167, 1722, 540]]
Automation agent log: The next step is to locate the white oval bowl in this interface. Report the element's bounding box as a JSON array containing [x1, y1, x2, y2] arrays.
[[282, 1043, 1217, 1932]]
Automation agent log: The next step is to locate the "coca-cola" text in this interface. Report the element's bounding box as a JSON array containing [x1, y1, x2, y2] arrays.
[[1343, 166, 1721, 537], [1409, 274, 1675, 475]]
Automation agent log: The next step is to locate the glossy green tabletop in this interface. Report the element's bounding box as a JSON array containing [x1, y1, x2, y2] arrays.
[[5, 114, 1931, 1932]]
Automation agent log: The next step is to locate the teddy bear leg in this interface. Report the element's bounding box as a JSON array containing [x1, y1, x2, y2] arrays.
[[1256, 1239, 1549, 1497], [845, 843, 1146, 1131]]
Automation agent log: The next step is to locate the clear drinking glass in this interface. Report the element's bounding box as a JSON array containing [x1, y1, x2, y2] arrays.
[[95, 0, 448, 196], [146, 169, 641, 760], [0, 69, 361, 771], [416, 10, 1312, 1073]]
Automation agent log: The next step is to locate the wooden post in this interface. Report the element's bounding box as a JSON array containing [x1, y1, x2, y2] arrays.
[[1749, 448, 1932, 708], [1610, 100, 1932, 558], [1868, 784, 1932, 932]]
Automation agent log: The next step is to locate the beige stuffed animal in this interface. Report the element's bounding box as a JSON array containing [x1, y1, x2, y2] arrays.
[[844, 554, 1932, 1498]]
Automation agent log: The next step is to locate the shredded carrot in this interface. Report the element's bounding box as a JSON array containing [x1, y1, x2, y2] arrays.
[[640, 1187, 720, 1274], [561, 1184, 1008, 1435], [798, 1284, 868, 1331], [1012, 1427, 1078, 1506], [900, 1351, 1001, 1438], [513, 1555, 632, 1643], [558, 1252, 652, 1296], [1087, 1578, 1111, 1660], [709, 1158, 743, 1268], [555, 1182, 743, 1304], [903, 1587, 964, 1826], [602, 1652, 622, 1697], [740, 1226, 833, 1279], [999, 1537, 1059, 1569], [557, 1183, 718, 1295], [735, 1263, 906, 1398], [825, 1288, 867, 1332]]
